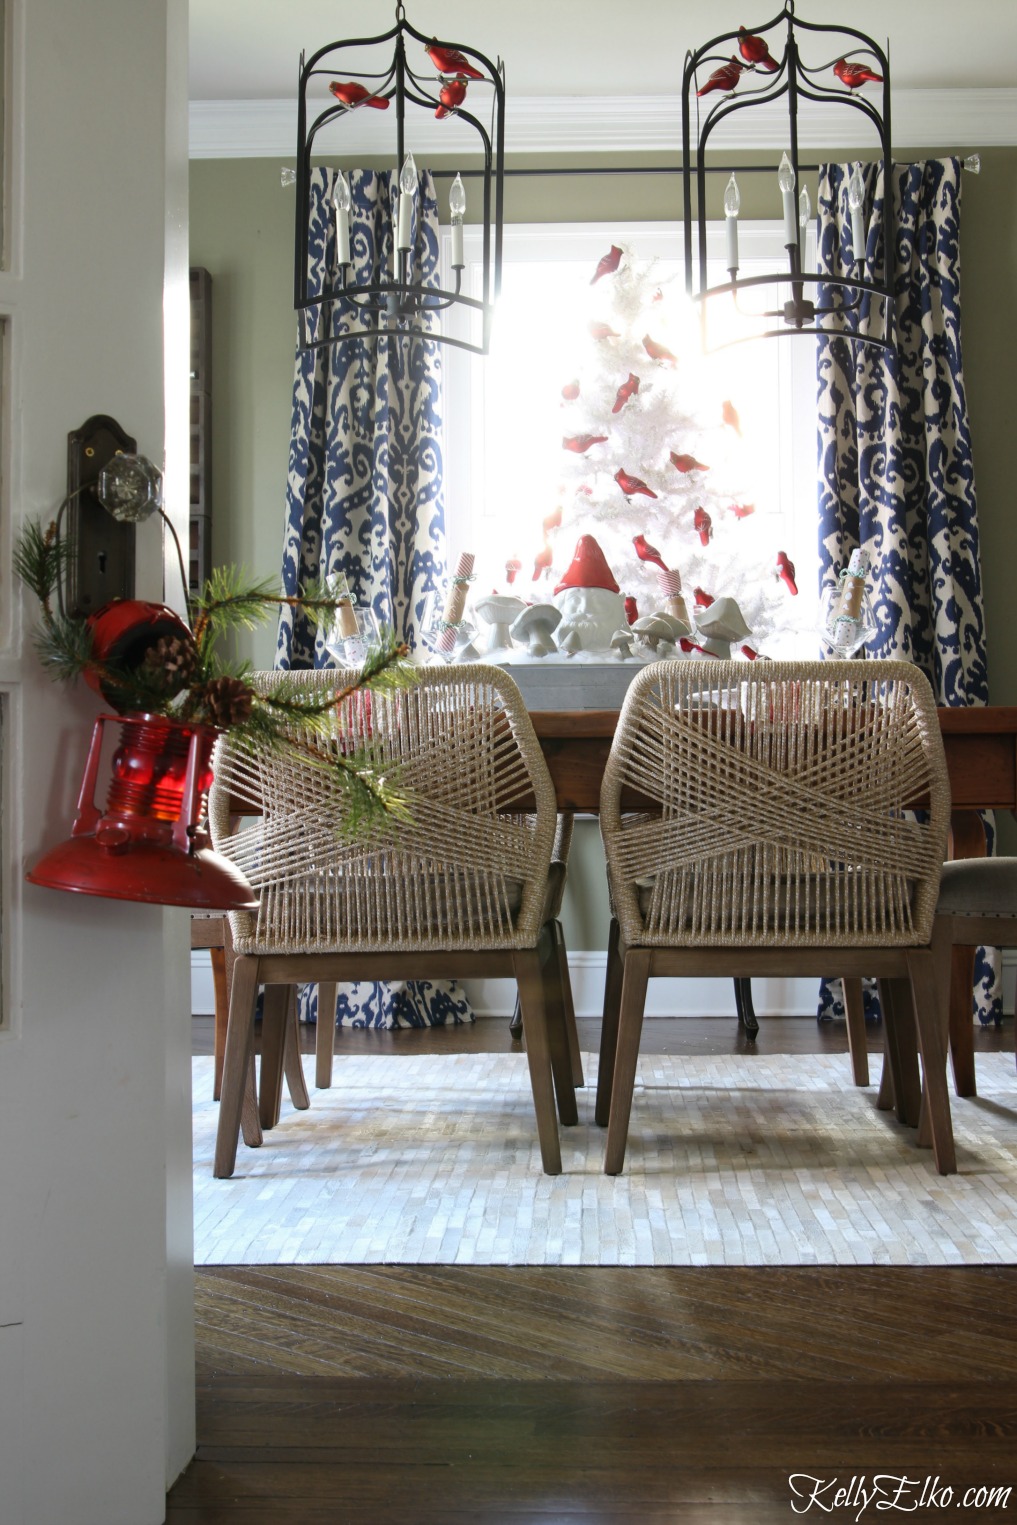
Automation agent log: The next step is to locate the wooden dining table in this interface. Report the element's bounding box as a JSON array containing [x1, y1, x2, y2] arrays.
[[528, 703, 1017, 1100]]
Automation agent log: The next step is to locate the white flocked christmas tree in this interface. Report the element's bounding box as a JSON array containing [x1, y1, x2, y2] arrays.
[[516, 242, 805, 658]]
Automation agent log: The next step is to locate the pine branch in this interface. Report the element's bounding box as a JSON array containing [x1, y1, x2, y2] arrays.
[[14, 520, 69, 614]]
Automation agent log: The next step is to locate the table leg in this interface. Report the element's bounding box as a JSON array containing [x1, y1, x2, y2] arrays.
[[947, 809, 988, 1098]]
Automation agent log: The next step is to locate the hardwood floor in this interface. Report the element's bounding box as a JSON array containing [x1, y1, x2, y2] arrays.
[[169, 1013, 1017, 1523]]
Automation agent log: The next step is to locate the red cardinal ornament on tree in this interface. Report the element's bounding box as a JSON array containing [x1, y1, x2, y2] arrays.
[[532, 544, 553, 581], [694, 507, 713, 546], [833, 57, 883, 88], [738, 28, 780, 71], [722, 399, 741, 434], [543, 505, 563, 535], [741, 644, 760, 661], [562, 433, 608, 453], [504, 557, 522, 585], [697, 57, 744, 96], [591, 245, 623, 284], [670, 451, 709, 474], [554, 535, 621, 596], [612, 374, 640, 413], [589, 321, 620, 341], [632, 534, 668, 574], [435, 77, 468, 118], [329, 80, 390, 109], [730, 502, 755, 518], [425, 40, 485, 79], [561, 379, 580, 401], [624, 596, 639, 625], [776, 551, 799, 595], [694, 586, 714, 608], [615, 468, 658, 500], [643, 334, 677, 364]]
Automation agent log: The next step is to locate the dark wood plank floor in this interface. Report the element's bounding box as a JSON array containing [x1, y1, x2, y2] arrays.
[[169, 1012, 1017, 1524]]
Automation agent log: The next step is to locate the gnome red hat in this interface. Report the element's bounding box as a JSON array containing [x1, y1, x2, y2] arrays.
[[554, 535, 620, 596]]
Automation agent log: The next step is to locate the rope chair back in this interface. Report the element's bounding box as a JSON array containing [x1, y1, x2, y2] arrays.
[[601, 659, 950, 950], [208, 665, 558, 955]]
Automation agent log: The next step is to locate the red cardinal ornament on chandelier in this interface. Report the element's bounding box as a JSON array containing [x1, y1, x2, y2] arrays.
[[697, 57, 744, 97], [833, 57, 883, 88], [435, 77, 468, 117], [589, 321, 620, 341], [329, 80, 390, 109], [612, 374, 640, 413], [591, 245, 623, 284], [632, 534, 668, 574], [615, 468, 658, 500], [737, 28, 780, 71], [670, 451, 709, 474], [776, 551, 799, 595], [561, 379, 580, 401], [624, 596, 639, 625], [643, 334, 677, 364], [425, 40, 485, 79], [694, 507, 713, 546], [562, 433, 608, 453]]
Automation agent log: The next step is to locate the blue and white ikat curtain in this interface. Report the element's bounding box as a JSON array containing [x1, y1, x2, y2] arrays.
[[816, 157, 999, 1025], [277, 165, 471, 1029]]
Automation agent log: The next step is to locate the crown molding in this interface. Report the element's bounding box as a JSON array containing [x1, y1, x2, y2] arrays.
[[189, 88, 1017, 160]]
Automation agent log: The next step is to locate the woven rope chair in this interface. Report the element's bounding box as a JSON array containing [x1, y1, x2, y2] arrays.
[[596, 659, 956, 1175], [208, 664, 578, 1177]]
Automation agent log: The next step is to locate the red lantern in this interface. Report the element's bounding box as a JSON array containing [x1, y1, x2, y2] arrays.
[[26, 712, 258, 910]]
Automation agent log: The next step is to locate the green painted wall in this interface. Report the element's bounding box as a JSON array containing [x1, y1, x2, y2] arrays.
[[190, 146, 1017, 947]]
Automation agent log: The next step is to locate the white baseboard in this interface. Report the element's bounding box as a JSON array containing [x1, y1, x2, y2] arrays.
[[191, 948, 1017, 1020]]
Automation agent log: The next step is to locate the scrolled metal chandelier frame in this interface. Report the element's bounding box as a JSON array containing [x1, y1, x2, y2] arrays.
[[681, 0, 895, 352], [294, 2, 506, 355]]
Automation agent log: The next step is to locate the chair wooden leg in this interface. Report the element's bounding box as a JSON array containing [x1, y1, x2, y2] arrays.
[[215, 955, 262, 1178], [538, 925, 578, 1127], [551, 920, 583, 1088], [604, 948, 652, 1176], [512, 948, 562, 1176], [906, 948, 957, 1175], [210, 945, 229, 1101], [283, 986, 310, 1112], [841, 976, 870, 1088], [259, 984, 290, 1129], [316, 983, 337, 1089], [877, 976, 922, 1127], [876, 1039, 896, 1111], [949, 943, 978, 1097], [595, 917, 625, 1128]]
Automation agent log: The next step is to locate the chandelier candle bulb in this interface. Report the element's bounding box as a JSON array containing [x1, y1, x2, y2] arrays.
[[397, 152, 417, 252], [848, 166, 866, 265], [450, 173, 466, 270], [723, 174, 740, 273], [333, 172, 351, 267], [778, 152, 797, 248]]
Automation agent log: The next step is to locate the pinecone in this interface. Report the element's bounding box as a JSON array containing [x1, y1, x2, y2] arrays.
[[200, 675, 255, 728], [140, 634, 198, 695]]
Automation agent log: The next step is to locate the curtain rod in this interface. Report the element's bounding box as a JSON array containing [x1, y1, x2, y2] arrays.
[[427, 155, 980, 179]]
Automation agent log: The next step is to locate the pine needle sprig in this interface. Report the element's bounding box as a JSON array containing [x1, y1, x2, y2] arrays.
[[13, 520, 70, 614]]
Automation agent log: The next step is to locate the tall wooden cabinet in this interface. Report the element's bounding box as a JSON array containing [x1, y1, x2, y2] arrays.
[[189, 266, 212, 593]]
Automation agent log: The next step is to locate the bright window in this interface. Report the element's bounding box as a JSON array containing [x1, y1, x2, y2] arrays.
[[441, 220, 820, 657]]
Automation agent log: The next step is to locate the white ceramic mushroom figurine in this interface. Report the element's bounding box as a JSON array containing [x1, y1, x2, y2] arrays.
[[633, 612, 688, 656], [694, 596, 751, 661], [511, 602, 562, 657], [610, 627, 636, 661], [558, 628, 583, 658], [474, 592, 526, 653]]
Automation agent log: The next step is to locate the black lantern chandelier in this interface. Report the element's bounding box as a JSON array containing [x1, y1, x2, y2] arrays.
[[681, 1, 894, 352], [294, 2, 505, 355]]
